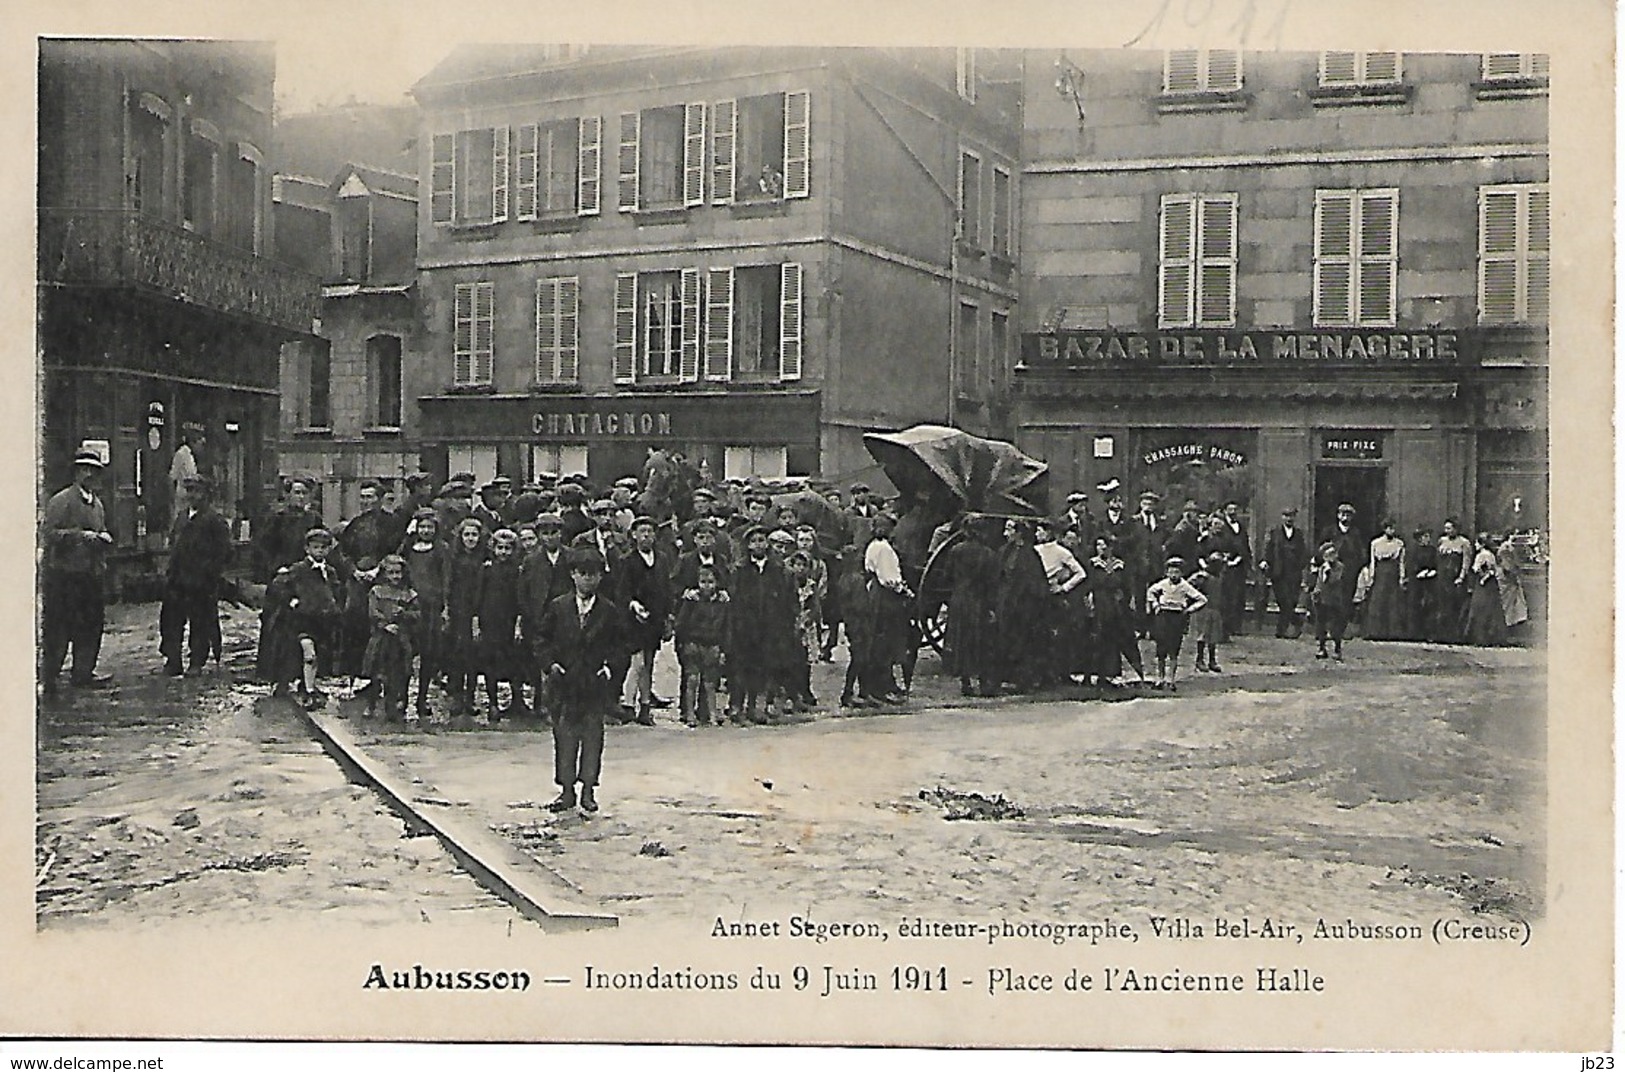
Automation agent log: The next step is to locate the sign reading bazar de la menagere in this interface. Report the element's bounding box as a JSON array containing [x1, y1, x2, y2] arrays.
[[1023, 329, 1466, 367]]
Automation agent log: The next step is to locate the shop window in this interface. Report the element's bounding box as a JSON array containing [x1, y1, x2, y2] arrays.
[[453, 281, 495, 387], [183, 126, 219, 235], [517, 118, 601, 218], [710, 91, 810, 205], [1479, 184, 1549, 325], [337, 194, 371, 281], [1319, 51, 1402, 87], [128, 95, 170, 219], [367, 335, 403, 430], [534, 277, 580, 383], [1163, 50, 1242, 94], [724, 445, 787, 480], [1314, 189, 1398, 328], [303, 339, 332, 430], [1160, 194, 1236, 328], [532, 443, 589, 479], [957, 150, 982, 249], [447, 445, 499, 487], [431, 126, 509, 225]]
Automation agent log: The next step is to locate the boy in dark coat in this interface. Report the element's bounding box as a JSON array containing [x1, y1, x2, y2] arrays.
[[614, 516, 676, 725], [675, 565, 730, 725], [160, 476, 233, 676], [538, 551, 625, 814], [474, 528, 525, 723], [727, 527, 797, 723], [282, 528, 346, 709]]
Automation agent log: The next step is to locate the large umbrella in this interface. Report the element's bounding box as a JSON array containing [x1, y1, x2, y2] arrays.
[[862, 425, 1050, 517]]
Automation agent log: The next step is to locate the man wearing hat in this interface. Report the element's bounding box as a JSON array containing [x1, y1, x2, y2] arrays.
[[519, 512, 575, 720], [431, 477, 475, 538], [536, 548, 626, 814], [254, 477, 324, 583], [41, 445, 115, 692], [1165, 500, 1204, 573], [572, 498, 629, 568], [615, 515, 676, 724], [609, 477, 640, 533], [1260, 505, 1310, 638], [473, 477, 514, 532], [159, 476, 233, 676], [555, 482, 593, 544], [1317, 502, 1367, 610], [1056, 490, 1094, 546]]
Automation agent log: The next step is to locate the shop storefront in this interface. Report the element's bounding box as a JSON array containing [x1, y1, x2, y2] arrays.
[[418, 391, 822, 487], [1013, 327, 1482, 544]]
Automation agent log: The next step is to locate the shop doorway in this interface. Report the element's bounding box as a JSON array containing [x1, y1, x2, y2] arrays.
[[1313, 465, 1387, 541]]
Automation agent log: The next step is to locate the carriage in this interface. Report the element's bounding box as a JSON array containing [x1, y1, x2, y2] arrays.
[[860, 425, 1051, 652]]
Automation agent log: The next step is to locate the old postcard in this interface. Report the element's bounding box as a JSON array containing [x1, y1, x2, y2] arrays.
[[1, 0, 1611, 1054]]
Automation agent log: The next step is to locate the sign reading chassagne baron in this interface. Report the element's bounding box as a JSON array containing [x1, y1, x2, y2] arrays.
[[1024, 329, 1465, 366]]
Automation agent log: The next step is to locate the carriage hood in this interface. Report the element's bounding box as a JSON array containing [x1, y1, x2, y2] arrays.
[[862, 425, 1050, 517]]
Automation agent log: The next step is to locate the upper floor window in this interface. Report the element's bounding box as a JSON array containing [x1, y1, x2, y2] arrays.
[[127, 94, 171, 219], [229, 144, 264, 254], [702, 263, 803, 383], [367, 335, 403, 430], [618, 105, 700, 211], [710, 91, 811, 206], [1314, 189, 1398, 328], [1483, 53, 1550, 82], [1319, 51, 1402, 87], [1479, 184, 1549, 325], [303, 338, 332, 430], [337, 192, 371, 281], [1163, 50, 1242, 94], [615, 269, 702, 383], [957, 150, 982, 249], [1159, 193, 1237, 328], [956, 48, 977, 102], [991, 165, 1012, 258], [534, 277, 580, 383], [453, 281, 495, 386], [431, 127, 509, 225], [517, 117, 602, 219], [183, 121, 221, 236], [957, 300, 980, 394]]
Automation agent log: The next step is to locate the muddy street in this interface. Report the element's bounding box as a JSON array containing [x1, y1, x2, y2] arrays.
[[36, 600, 1543, 935]]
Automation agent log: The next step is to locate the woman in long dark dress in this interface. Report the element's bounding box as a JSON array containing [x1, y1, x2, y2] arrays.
[[1433, 517, 1472, 643], [1464, 532, 1508, 646], [1363, 518, 1408, 640], [1407, 528, 1438, 641], [996, 521, 1050, 693], [1087, 534, 1147, 687]]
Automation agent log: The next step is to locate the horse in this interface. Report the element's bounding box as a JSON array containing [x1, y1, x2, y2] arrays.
[[639, 447, 703, 526]]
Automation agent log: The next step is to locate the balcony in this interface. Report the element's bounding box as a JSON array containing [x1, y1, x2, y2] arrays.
[[39, 209, 320, 335]]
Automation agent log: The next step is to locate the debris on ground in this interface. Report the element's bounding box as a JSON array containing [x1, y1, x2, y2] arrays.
[[1392, 865, 1529, 917], [918, 786, 1024, 821], [639, 841, 673, 858]]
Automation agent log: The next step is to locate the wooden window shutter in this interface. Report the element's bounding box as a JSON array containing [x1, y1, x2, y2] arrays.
[[704, 267, 734, 380], [711, 99, 737, 205], [1314, 191, 1355, 326], [613, 273, 638, 383], [535, 279, 557, 381], [1198, 195, 1237, 326], [679, 268, 702, 381], [577, 116, 602, 215], [473, 281, 495, 384], [491, 126, 510, 223], [1320, 52, 1358, 86], [1479, 186, 1521, 324], [1158, 195, 1196, 328], [1364, 52, 1401, 84], [779, 262, 803, 381], [683, 103, 707, 207], [1527, 186, 1549, 321], [784, 90, 810, 199], [453, 282, 474, 384], [1529, 53, 1550, 78], [431, 133, 455, 223], [1206, 51, 1241, 91], [1357, 190, 1397, 326], [1165, 50, 1200, 93], [1483, 53, 1524, 80], [516, 124, 539, 221], [559, 278, 580, 382], [617, 111, 640, 212]]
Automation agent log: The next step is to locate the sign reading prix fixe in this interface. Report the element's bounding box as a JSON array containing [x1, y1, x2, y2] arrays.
[[1024, 329, 1464, 367]]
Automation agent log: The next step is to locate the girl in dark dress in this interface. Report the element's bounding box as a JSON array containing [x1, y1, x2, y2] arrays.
[[400, 510, 450, 720], [1407, 528, 1438, 641], [444, 518, 487, 716], [1464, 532, 1508, 647], [1433, 517, 1472, 643]]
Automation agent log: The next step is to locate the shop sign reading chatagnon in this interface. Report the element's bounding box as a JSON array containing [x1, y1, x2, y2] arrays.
[[1023, 329, 1465, 367], [532, 408, 674, 438]]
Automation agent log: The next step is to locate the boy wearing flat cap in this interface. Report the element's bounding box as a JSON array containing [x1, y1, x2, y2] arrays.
[[537, 550, 627, 814]]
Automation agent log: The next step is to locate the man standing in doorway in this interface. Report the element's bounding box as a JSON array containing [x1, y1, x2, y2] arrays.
[[1318, 503, 1367, 609], [1218, 501, 1253, 637], [41, 446, 115, 693], [159, 476, 233, 676], [1260, 506, 1310, 638]]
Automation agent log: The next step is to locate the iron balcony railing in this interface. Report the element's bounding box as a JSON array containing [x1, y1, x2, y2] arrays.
[[39, 208, 320, 334]]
